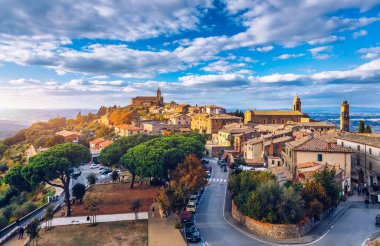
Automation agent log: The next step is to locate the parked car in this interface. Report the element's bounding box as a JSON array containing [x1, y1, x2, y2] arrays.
[[100, 169, 112, 175], [90, 164, 98, 169], [184, 222, 201, 243], [186, 203, 197, 213], [217, 160, 226, 166], [189, 195, 199, 205], [180, 211, 193, 223], [205, 170, 211, 178], [201, 159, 209, 165]]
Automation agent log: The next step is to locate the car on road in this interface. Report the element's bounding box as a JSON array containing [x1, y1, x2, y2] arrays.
[[180, 211, 193, 223], [100, 169, 112, 175], [217, 159, 226, 166], [71, 170, 82, 177], [189, 195, 199, 205], [186, 203, 197, 213], [205, 170, 211, 178], [201, 159, 209, 165], [90, 164, 98, 169], [184, 222, 201, 243]]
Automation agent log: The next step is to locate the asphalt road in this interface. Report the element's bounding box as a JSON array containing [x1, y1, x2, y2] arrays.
[[193, 157, 380, 246]]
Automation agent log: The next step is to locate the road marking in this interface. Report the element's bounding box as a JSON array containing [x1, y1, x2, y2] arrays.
[[216, 179, 219, 182], [223, 179, 227, 182]]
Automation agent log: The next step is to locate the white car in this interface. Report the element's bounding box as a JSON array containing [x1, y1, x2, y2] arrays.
[[186, 203, 197, 213], [90, 164, 98, 169]]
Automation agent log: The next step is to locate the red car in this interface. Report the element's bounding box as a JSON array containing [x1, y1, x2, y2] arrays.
[[180, 211, 193, 223]]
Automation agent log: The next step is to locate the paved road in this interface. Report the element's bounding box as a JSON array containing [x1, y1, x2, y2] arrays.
[[193, 157, 380, 246]]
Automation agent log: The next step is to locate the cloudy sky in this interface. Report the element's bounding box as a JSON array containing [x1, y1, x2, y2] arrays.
[[0, 0, 380, 110]]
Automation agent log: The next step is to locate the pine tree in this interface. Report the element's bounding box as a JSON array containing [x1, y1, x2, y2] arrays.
[[365, 125, 372, 133], [358, 120, 365, 133]]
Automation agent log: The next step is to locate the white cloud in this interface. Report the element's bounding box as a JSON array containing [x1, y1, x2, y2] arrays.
[[275, 53, 305, 60], [352, 30, 368, 39], [201, 60, 247, 73], [256, 46, 274, 52], [358, 46, 380, 59], [0, 0, 212, 41], [309, 46, 332, 59], [258, 73, 305, 83], [307, 35, 344, 45]]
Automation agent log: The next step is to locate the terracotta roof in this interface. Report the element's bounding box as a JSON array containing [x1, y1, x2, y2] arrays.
[[210, 114, 241, 120], [90, 138, 106, 145], [244, 138, 263, 145], [338, 133, 380, 149], [252, 110, 306, 116], [285, 136, 310, 148], [294, 137, 353, 153], [291, 121, 336, 127], [264, 136, 292, 146], [99, 140, 113, 148], [132, 96, 157, 100], [116, 124, 142, 131]]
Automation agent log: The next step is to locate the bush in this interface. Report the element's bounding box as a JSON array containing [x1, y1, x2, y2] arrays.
[[0, 163, 8, 172], [0, 215, 8, 229], [87, 173, 97, 185]]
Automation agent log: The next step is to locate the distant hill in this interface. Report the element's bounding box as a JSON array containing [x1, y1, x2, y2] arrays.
[[0, 108, 97, 140]]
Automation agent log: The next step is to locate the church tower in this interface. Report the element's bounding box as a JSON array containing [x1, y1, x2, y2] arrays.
[[340, 100, 350, 132], [293, 95, 301, 112], [156, 87, 164, 106]]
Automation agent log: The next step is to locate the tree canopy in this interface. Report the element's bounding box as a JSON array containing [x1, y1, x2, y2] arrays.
[[121, 134, 205, 180]]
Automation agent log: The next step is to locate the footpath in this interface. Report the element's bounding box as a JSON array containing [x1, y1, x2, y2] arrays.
[[148, 202, 186, 246], [224, 189, 352, 245]]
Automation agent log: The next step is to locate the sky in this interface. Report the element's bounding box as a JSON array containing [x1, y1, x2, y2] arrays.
[[0, 0, 380, 110]]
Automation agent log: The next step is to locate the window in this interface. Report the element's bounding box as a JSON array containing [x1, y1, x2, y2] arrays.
[[289, 151, 292, 158], [272, 160, 274, 165], [369, 148, 372, 155], [369, 162, 373, 170], [317, 154, 323, 162], [341, 142, 344, 147], [357, 145, 360, 151], [357, 158, 360, 166]]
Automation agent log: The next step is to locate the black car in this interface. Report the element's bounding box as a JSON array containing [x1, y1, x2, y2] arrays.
[[184, 223, 201, 243], [201, 159, 209, 165]]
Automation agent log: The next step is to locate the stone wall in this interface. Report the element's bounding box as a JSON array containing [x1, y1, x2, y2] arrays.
[[231, 202, 313, 239]]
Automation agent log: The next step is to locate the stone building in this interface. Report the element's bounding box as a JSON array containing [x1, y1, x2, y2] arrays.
[[167, 114, 191, 127], [282, 137, 352, 191], [115, 124, 143, 137], [340, 100, 350, 132], [130, 87, 164, 107], [244, 96, 309, 124], [337, 133, 380, 186], [190, 113, 242, 136]]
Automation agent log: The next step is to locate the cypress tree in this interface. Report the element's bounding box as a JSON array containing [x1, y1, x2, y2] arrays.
[[365, 125, 372, 133], [358, 120, 365, 133]]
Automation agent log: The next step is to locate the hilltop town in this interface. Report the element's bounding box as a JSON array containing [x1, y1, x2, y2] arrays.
[[0, 87, 379, 246]]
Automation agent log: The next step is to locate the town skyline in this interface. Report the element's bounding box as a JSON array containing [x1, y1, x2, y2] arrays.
[[1, 1, 380, 109]]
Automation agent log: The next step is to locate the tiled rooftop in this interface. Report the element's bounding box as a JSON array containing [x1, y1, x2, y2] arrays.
[[294, 137, 353, 152]]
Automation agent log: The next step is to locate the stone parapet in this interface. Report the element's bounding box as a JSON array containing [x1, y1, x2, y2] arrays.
[[231, 201, 313, 239]]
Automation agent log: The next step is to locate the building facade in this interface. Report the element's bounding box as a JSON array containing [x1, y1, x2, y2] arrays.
[[337, 133, 380, 186], [131, 87, 164, 107], [191, 114, 242, 135], [115, 124, 144, 137]]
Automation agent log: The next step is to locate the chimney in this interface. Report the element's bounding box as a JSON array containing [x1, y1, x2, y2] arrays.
[[327, 142, 332, 149]]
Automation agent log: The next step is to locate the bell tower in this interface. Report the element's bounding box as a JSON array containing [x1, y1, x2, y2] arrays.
[[340, 100, 350, 132], [156, 87, 164, 106], [293, 95, 301, 112]]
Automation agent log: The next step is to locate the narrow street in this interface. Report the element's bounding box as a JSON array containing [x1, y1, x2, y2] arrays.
[[194, 157, 380, 246]]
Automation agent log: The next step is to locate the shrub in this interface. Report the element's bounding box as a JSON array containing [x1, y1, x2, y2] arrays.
[[87, 173, 97, 185]]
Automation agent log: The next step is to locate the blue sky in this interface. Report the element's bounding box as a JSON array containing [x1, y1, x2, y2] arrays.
[[0, 0, 380, 110]]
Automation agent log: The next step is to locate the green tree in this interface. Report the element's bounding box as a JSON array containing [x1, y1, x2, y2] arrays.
[[365, 125, 372, 133], [72, 183, 86, 203], [84, 194, 102, 224], [358, 120, 365, 133], [111, 170, 119, 185], [26, 218, 40, 246], [44, 204, 54, 231], [122, 134, 205, 182], [87, 173, 97, 185], [277, 186, 304, 223], [23, 143, 91, 216], [313, 166, 340, 209], [131, 199, 141, 220], [302, 180, 329, 220], [43, 135, 65, 148], [100, 134, 160, 188], [4, 165, 32, 192]]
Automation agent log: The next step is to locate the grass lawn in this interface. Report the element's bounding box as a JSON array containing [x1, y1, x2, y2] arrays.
[[65, 183, 160, 216], [37, 221, 148, 246]]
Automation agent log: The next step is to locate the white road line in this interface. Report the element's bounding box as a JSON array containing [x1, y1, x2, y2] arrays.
[[216, 179, 220, 182], [223, 179, 227, 182]]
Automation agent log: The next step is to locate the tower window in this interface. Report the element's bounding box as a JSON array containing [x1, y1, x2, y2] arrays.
[[369, 148, 372, 155], [357, 145, 360, 151], [369, 162, 373, 171]]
